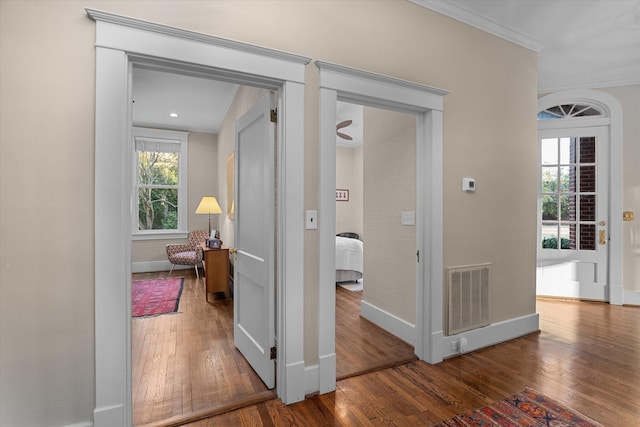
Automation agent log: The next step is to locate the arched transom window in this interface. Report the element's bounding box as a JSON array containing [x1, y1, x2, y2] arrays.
[[537, 103, 603, 120]]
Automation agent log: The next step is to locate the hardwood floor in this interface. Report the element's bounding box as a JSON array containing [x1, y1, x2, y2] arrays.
[[132, 272, 413, 426], [335, 285, 416, 379], [132, 271, 272, 426], [184, 298, 640, 426]]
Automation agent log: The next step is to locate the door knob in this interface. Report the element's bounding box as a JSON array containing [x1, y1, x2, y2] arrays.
[[229, 248, 237, 254]]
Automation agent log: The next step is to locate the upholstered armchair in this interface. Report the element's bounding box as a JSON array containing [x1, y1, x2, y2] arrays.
[[166, 229, 209, 278]]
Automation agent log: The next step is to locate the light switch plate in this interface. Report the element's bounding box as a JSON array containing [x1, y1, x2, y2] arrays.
[[306, 210, 318, 229], [401, 211, 415, 226]]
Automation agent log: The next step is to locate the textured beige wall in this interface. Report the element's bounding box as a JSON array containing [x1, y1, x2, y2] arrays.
[[598, 85, 640, 292], [363, 107, 417, 323], [336, 146, 364, 237], [0, 1, 537, 425], [131, 131, 218, 264]]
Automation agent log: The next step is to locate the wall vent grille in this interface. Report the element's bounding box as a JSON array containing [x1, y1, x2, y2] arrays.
[[446, 264, 491, 336]]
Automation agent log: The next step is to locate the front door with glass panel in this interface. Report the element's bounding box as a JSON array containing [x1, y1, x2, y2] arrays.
[[537, 126, 609, 300]]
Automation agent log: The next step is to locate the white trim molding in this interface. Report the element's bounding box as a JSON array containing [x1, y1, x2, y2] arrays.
[[409, 0, 542, 52], [623, 290, 640, 306], [440, 314, 540, 359], [315, 60, 448, 396], [88, 9, 309, 426], [538, 89, 624, 305], [360, 300, 415, 345]]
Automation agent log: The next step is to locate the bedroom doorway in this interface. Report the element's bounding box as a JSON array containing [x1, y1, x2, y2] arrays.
[[91, 9, 308, 425], [334, 100, 418, 379], [129, 72, 278, 424], [316, 60, 447, 395]]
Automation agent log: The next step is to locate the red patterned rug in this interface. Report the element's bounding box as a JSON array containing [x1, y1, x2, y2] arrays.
[[432, 388, 604, 427], [132, 277, 184, 317]]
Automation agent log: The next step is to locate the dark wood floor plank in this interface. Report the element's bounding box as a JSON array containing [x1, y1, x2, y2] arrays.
[[183, 298, 640, 426], [133, 273, 411, 425]]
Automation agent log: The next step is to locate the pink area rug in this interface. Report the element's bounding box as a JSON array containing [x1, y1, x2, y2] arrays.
[[132, 277, 184, 317]]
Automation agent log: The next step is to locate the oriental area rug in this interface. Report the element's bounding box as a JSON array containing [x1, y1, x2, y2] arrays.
[[132, 277, 184, 317], [432, 388, 604, 427]]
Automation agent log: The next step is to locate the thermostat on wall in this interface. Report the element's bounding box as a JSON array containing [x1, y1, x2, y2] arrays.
[[462, 178, 475, 192]]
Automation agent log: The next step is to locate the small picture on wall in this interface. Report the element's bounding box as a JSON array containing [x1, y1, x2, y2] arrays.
[[336, 189, 349, 201]]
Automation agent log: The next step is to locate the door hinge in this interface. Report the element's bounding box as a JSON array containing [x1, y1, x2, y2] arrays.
[[417, 250, 420, 263], [270, 346, 277, 360], [270, 108, 277, 123]]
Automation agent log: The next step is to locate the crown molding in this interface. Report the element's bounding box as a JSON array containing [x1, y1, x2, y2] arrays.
[[410, 0, 543, 52]]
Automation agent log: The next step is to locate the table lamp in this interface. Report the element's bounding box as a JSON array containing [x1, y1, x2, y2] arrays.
[[195, 196, 222, 237]]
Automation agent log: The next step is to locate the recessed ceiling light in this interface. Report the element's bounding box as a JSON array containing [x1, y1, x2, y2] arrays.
[[169, 113, 179, 118]]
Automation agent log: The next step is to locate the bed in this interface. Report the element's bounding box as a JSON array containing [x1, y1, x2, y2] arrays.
[[335, 233, 363, 283]]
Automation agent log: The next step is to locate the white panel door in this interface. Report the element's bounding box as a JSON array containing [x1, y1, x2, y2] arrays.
[[537, 126, 609, 300], [234, 93, 276, 388]]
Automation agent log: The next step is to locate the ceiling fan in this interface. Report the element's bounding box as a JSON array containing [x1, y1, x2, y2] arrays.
[[336, 119, 353, 141]]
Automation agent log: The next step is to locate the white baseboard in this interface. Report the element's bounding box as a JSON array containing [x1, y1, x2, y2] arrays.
[[64, 422, 93, 427], [623, 289, 640, 305], [360, 300, 415, 345], [93, 403, 123, 427], [438, 313, 540, 359], [283, 360, 306, 404], [131, 260, 192, 273], [304, 363, 320, 395], [317, 352, 336, 394]]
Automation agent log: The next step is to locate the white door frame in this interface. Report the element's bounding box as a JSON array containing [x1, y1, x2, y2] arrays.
[[88, 9, 309, 426], [315, 61, 448, 394], [537, 90, 623, 305]]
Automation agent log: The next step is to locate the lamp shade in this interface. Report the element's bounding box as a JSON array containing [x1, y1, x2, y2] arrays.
[[195, 196, 222, 214]]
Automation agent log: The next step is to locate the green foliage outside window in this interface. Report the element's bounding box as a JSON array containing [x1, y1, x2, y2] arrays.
[[541, 236, 571, 249], [137, 151, 179, 230], [541, 168, 570, 221]]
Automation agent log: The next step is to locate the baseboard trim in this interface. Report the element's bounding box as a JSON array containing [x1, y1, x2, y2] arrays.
[[438, 313, 540, 359], [93, 403, 123, 427], [317, 352, 336, 394], [64, 422, 93, 427], [132, 260, 191, 273], [304, 363, 320, 395], [283, 360, 306, 404], [623, 289, 640, 305], [360, 300, 415, 345]]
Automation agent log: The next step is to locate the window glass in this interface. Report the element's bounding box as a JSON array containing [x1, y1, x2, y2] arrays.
[[137, 151, 179, 230], [133, 128, 188, 236], [540, 133, 598, 251]]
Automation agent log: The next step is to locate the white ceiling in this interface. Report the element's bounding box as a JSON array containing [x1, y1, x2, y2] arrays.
[[132, 66, 238, 134], [133, 1, 640, 133], [412, 0, 640, 92]]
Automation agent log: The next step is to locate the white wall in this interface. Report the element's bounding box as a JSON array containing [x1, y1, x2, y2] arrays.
[[598, 85, 640, 292]]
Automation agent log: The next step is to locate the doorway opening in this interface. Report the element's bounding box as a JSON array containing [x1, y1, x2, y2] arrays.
[[90, 9, 308, 426], [334, 101, 418, 379], [129, 63, 278, 424], [536, 90, 623, 304], [316, 61, 447, 395]]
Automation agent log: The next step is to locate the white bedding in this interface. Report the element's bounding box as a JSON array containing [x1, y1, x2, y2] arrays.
[[336, 236, 363, 274]]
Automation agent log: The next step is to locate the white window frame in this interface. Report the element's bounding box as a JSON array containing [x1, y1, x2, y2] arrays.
[[132, 127, 188, 240]]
